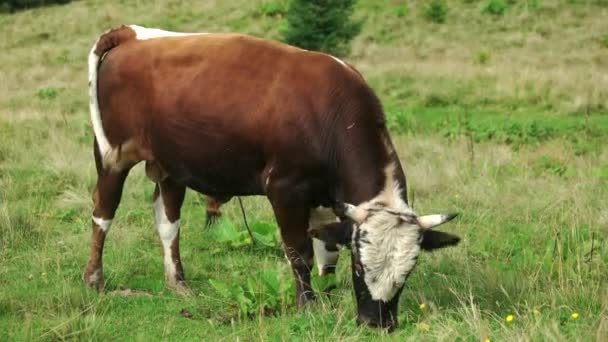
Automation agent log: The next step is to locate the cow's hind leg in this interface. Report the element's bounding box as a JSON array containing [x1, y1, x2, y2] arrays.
[[84, 142, 131, 291], [310, 207, 340, 295], [152, 178, 189, 295]]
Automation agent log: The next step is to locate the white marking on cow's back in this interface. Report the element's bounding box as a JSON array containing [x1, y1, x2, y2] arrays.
[[329, 55, 347, 67], [129, 25, 209, 40], [310, 207, 340, 276], [88, 25, 210, 168], [153, 192, 180, 281], [92, 216, 112, 233]]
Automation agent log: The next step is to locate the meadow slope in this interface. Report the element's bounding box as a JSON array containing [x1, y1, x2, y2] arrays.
[[1, 0, 607, 340]]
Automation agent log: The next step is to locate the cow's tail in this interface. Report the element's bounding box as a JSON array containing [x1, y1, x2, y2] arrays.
[[88, 25, 136, 169]]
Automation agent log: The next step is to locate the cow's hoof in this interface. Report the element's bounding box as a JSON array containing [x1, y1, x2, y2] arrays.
[[295, 290, 316, 308], [321, 284, 337, 296], [83, 268, 105, 292], [168, 281, 193, 297]]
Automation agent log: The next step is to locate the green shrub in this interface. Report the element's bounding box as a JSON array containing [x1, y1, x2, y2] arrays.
[[422, 0, 448, 23], [1, 0, 72, 12], [256, 1, 287, 17], [393, 4, 408, 17], [474, 51, 491, 65], [386, 110, 415, 134], [211, 217, 279, 249], [482, 0, 508, 16], [600, 34, 608, 48], [438, 115, 561, 146], [282, 0, 362, 57], [36, 87, 59, 100], [209, 270, 292, 319], [534, 156, 573, 177], [527, 0, 543, 10], [591, 166, 608, 181]]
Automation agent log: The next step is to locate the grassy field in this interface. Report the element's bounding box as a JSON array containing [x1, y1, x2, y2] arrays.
[[1, 0, 607, 340]]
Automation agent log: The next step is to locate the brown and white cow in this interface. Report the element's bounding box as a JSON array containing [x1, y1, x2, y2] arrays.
[[83, 25, 460, 330]]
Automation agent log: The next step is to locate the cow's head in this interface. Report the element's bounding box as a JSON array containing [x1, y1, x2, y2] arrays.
[[309, 200, 460, 331]]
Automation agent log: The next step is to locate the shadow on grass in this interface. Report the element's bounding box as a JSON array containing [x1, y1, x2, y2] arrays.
[[1, 0, 73, 13]]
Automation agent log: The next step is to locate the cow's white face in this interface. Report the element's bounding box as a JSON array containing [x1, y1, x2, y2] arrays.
[[349, 201, 422, 301], [344, 196, 459, 301], [309, 189, 460, 330]]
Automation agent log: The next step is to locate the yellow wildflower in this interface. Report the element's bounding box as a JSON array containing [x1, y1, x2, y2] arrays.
[[419, 303, 426, 310], [571, 313, 579, 320], [484, 339, 491, 342], [505, 315, 514, 323], [416, 322, 430, 331], [533, 309, 540, 315]]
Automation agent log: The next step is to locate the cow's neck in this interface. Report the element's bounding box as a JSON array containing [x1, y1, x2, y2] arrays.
[[333, 124, 408, 207]]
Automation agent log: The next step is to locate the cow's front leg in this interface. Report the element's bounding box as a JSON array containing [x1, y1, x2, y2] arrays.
[[152, 178, 189, 295], [271, 203, 315, 307]]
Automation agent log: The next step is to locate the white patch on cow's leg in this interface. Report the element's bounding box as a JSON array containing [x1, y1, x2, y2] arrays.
[[153, 191, 181, 289], [84, 218, 111, 291], [129, 25, 209, 40], [87, 268, 102, 284], [92, 216, 112, 233], [309, 207, 340, 276]]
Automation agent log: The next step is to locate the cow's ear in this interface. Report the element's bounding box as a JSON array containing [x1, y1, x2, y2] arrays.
[[419, 230, 460, 251], [308, 221, 353, 248]]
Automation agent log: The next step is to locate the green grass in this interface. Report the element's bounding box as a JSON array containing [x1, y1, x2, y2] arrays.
[[1, 0, 607, 340]]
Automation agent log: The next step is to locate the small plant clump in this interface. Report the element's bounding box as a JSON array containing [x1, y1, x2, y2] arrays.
[[36, 87, 59, 100], [438, 116, 558, 146], [256, 1, 287, 17], [393, 4, 408, 17], [600, 34, 608, 48], [474, 51, 491, 65], [482, 0, 508, 16], [209, 270, 292, 319], [527, 0, 543, 11], [211, 217, 279, 249], [422, 0, 448, 23]]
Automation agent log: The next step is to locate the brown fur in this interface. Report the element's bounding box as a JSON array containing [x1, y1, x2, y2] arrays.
[[94, 25, 136, 58], [84, 26, 409, 307]]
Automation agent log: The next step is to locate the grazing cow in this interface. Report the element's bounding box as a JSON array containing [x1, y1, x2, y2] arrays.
[[83, 25, 461, 330]]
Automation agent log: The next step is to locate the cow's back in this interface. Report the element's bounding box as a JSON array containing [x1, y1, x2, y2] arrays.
[[95, 29, 368, 196]]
